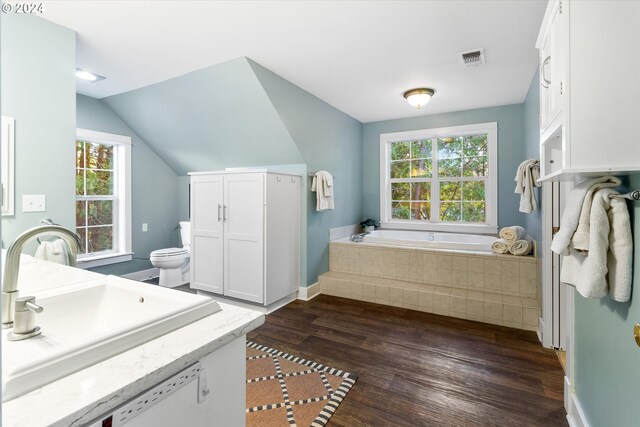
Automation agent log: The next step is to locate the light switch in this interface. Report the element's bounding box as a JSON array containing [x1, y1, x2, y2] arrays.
[[22, 195, 46, 212], [142, 223, 148, 232]]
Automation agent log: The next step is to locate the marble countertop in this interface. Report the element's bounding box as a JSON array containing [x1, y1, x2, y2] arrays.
[[1, 255, 265, 427]]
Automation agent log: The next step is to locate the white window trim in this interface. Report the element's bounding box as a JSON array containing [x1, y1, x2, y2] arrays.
[[75, 128, 132, 268], [379, 122, 498, 235], [1, 116, 15, 216]]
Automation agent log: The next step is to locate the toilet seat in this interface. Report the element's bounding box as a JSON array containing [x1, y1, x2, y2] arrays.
[[150, 247, 189, 258]]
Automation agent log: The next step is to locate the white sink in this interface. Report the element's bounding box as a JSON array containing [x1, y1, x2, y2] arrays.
[[2, 276, 221, 402]]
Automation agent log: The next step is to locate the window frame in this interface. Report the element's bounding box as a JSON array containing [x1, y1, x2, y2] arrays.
[[379, 122, 498, 234], [75, 128, 132, 268]]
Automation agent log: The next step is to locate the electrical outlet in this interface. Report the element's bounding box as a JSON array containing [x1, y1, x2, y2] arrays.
[[142, 223, 148, 232]]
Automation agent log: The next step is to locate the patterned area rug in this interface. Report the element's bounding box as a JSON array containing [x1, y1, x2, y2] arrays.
[[246, 341, 357, 427]]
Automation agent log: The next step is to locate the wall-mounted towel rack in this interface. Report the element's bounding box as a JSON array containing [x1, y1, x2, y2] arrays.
[[308, 172, 336, 179], [610, 190, 640, 200]]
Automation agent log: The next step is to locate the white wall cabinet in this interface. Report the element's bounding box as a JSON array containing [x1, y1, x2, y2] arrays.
[[189, 170, 300, 305], [536, 0, 640, 181]]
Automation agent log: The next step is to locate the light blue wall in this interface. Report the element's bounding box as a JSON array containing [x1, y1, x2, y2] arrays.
[[362, 104, 527, 230], [76, 95, 181, 275], [573, 173, 640, 427], [522, 70, 542, 244], [103, 57, 304, 175], [249, 60, 363, 285], [1, 15, 76, 246]]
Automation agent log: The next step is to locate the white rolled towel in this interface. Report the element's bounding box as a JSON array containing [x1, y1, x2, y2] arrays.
[[499, 226, 527, 242], [509, 237, 534, 256], [491, 239, 513, 254]]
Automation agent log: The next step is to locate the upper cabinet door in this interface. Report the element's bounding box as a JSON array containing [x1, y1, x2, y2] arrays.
[[223, 173, 265, 303], [190, 174, 224, 294], [546, 0, 564, 127], [539, 0, 563, 133]]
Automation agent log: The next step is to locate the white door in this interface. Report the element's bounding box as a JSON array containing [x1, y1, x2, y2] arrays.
[[547, 0, 563, 125], [223, 173, 265, 303], [190, 175, 224, 294]]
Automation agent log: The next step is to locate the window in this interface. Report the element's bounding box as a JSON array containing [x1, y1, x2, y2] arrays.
[[75, 128, 132, 267], [380, 122, 497, 234]]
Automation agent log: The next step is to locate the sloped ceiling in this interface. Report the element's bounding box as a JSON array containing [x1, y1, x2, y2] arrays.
[[103, 57, 304, 175]]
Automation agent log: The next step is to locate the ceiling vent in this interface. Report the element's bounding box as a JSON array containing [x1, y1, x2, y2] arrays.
[[459, 48, 485, 67]]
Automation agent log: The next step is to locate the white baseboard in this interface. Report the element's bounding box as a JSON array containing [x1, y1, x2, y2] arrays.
[[194, 290, 297, 315], [121, 268, 159, 281], [298, 282, 320, 301], [566, 376, 589, 427]]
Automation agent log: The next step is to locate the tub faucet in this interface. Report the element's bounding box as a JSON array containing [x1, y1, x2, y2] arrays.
[[349, 232, 370, 243], [2, 225, 82, 329]]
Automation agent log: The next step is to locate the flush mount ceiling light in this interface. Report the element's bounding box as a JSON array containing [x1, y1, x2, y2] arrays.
[[75, 69, 106, 82], [403, 88, 435, 109]]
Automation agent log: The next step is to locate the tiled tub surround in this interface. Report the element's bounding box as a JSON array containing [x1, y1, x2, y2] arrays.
[[321, 241, 541, 331]]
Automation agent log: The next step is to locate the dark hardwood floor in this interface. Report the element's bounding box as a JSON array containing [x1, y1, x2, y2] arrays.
[[247, 295, 567, 427]]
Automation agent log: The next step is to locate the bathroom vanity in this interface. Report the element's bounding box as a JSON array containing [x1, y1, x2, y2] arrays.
[[1, 254, 264, 427]]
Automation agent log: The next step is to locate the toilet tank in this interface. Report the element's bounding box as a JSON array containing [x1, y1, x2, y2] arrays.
[[179, 221, 191, 247]]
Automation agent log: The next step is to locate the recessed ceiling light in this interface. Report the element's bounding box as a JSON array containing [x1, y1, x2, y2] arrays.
[[403, 88, 435, 109], [75, 69, 106, 82]]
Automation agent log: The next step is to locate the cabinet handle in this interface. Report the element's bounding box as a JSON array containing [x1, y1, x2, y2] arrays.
[[541, 56, 551, 88], [217, 204, 222, 222], [223, 205, 227, 222]]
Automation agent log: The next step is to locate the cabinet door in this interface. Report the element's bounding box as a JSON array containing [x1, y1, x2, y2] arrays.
[[539, 0, 563, 133], [223, 173, 265, 303], [190, 175, 224, 294], [547, 0, 563, 125]]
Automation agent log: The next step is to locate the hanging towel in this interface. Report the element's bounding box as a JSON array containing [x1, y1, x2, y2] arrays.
[[571, 176, 622, 253], [560, 188, 632, 302], [34, 238, 70, 265], [311, 171, 335, 211], [514, 159, 541, 213], [491, 239, 512, 254], [499, 226, 527, 242], [509, 236, 534, 256], [550, 176, 621, 256]]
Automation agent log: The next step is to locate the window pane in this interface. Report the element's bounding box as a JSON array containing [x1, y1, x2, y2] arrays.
[[438, 137, 462, 159], [440, 181, 461, 201], [411, 182, 431, 201], [76, 227, 87, 253], [88, 200, 113, 226], [462, 181, 485, 201], [86, 142, 114, 170], [391, 202, 410, 220], [76, 141, 85, 168], [462, 202, 486, 223], [76, 168, 84, 196], [440, 202, 462, 222], [438, 158, 461, 177], [462, 156, 488, 177], [410, 202, 430, 221], [411, 140, 432, 158], [87, 226, 113, 253], [86, 170, 113, 195], [462, 134, 487, 157], [391, 182, 410, 200], [76, 201, 86, 227], [390, 161, 410, 179], [411, 159, 432, 177], [390, 141, 410, 160]]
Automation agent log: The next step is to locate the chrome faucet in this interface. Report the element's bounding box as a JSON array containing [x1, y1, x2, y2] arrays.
[[2, 225, 82, 329]]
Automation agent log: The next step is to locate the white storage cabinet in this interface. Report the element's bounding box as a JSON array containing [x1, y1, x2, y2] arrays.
[[189, 171, 300, 305], [536, 0, 640, 180]]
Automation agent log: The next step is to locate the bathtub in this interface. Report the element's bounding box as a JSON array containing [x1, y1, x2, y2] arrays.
[[361, 229, 495, 252]]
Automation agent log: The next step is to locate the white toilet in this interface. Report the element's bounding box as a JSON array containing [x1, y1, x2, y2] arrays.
[[150, 221, 191, 288]]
